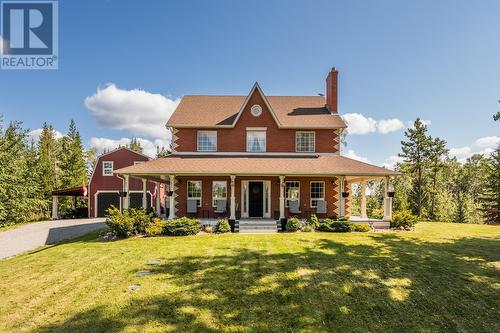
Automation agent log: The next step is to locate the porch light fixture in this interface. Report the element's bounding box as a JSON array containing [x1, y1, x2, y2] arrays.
[[341, 192, 349, 198]]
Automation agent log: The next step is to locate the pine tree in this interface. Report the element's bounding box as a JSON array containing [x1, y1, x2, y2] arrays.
[[428, 137, 448, 220], [59, 119, 87, 188], [399, 119, 433, 217], [38, 123, 58, 201], [481, 146, 500, 222], [129, 138, 143, 153], [156, 145, 171, 157]]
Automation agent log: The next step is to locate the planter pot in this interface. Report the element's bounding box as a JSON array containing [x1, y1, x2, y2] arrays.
[[228, 219, 235, 232], [274, 210, 280, 220], [167, 191, 174, 197], [342, 192, 349, 198], [387, 191, 395, 198], [280, 218, 288, 232]]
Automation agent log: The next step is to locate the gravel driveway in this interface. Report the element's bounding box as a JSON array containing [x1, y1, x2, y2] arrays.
[[0, 218, 106, 260]]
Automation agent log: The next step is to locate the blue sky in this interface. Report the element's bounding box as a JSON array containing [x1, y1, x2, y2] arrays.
[[1, 0, 499, 165]]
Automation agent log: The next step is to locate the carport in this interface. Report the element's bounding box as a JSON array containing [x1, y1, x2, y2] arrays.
[[51, 186, 88, 219]]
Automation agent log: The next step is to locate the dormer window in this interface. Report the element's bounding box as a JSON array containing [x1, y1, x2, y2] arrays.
[[197, 131, 217, 152], [296, 131, 315, 153]]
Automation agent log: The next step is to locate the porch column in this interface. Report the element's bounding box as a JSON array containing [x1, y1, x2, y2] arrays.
[[168, 175, 176, 219], [142, 179, 148, 209], [51, 195, 58, 220], [360, 180, 367, 219], [279, 175, 285, 220], [155, 182, 161, 215], [339, 176, 345, 217], [383, 176, 393, 221], [123, 175, 130, 210], [230, 175, 236, 220]]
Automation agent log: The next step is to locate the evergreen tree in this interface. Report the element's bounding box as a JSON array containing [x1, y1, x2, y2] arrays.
[[156, 145, 171, 157], [38, 123, 58, 201], [129, 138, 143, 153], [59, 119, 87, 188], [494, 111, 500, 122], [481, 146, 500, 222], [399, 119, 433, 217], [428, 137, 448, 220]]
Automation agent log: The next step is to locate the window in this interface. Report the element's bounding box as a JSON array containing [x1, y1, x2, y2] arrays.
[[246, 131, 266, 152], [212, 181, 227, 206], [285, 181, 300, 207], [310, 181, 325, 208], [102, 161, 113, 176], [187, 181, 202, 207], [250, 104, 262, 117], [197, 131, 217, 152], [296, 132, 315, 152]]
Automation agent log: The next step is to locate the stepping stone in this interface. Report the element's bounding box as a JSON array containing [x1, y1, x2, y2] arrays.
[[135, 270, 154, 277], [128, 284, 141, 291], [147, 260, 161, 266]]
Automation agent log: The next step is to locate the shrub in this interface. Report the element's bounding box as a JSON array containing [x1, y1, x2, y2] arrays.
[[328, 215, 339, 221], [105, 206, 135, 238], [301, 223, 313, 232], [307, 213, 320, 228], [286, 217, 302, 232], [318, 219, 353, 232], [145, 218, 165, 236], [338, 216, 348, 222], [369, 208, 384, 220], [127, 208, 152, 234], [352, 223, 371, 232], [163, 217, 201, 236], [215, 218, 231, 233], [391, 211, 418, 230]]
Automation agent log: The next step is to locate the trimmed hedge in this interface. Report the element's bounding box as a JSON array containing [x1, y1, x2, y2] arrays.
[[105, 207, 154, 238], [145, 218, 165, 236], [391, 211, 418, 230], [352, 223, 371, 232], [215, 218, 231, 233], [318, 219, 354, 232], [163, 217, 201, 236], [307, 213, 320, 228]]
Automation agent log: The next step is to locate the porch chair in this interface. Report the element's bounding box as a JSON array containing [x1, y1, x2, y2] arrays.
[[187, 199, 198, 214], [316, 200, 327, 215], [214, 199, 227, 214], [288, 200, 301, 215]]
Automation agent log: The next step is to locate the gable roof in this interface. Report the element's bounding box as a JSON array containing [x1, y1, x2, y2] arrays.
[[167, 83, 346, 129]]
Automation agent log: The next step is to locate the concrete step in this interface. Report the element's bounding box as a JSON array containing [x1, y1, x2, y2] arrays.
[[238, 222, 278, 226], [239, 229, 278, 234]]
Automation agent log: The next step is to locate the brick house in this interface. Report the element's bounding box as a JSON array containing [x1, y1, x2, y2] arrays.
[[114, 68, 398, 228]]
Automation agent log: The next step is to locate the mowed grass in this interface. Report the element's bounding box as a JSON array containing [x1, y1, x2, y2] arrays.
[[0, 223, 499, 333]]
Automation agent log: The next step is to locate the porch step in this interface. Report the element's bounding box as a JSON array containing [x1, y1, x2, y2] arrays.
[[237, 220, 280, 234]]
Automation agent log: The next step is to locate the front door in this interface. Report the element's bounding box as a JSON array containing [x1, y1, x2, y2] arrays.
[[248, 181, 263, 217]]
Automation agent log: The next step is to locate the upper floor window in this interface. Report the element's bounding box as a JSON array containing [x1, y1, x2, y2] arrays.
[[187, 180, 202, 207], [197, 131, 217, 152], [247, 130, 266, 152], [296, 131, 315, 152], [102, 161, 113, 176]]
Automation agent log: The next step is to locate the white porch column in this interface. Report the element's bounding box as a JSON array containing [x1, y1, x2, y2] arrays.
[[123, 175, 130, 210], [51, 195, 58, 220], [383, 176, 393, 221], [168, 175, 176, 219], [142, 179, 148, 209], [360, 180, 367, 219], [279, 175, 285, 220], [230, 175, 236, 220], [339, 176, 345, 217], [155, 182, 161, 215]]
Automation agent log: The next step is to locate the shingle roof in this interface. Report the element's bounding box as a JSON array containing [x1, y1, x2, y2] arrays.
[[167, 95, 346, 129], [114, 155, 398, 176]]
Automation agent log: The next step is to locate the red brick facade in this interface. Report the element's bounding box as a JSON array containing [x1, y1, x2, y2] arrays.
[[173, 89, 340, 154]]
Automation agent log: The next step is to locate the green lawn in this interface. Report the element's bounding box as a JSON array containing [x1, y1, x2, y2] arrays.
[[0, 223, 499, 333]]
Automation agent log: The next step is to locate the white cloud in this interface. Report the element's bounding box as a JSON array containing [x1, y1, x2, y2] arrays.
[[382, 155, 404, 169], [27, 128, 63, 143], [84, 84, 180, 139], [343, 149, 371, 164], [450, 135, 499, 161], [89, 137, 170, 158], [377, 119, 405, 134], [342, 113, 406, 135]]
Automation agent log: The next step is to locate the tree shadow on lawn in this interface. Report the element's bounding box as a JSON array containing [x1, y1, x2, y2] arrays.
[[36, 234, 500, 333]]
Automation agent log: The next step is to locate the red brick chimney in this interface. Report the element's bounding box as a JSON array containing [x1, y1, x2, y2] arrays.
[[326, 67, 338, 113]]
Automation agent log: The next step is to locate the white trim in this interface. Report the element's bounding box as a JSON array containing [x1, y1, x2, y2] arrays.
[[295, 131, 316, 153], [246, 127, 267, 131], [187, 180, 202, 207], [197, 130, 217, 152], [246, 130, 266, 153], [102, 161, 114, 176], [241, 180, 271, 218], [172, 152, 329, 157], [94, 190, 121, 218], [310, 181, 325, 208], [134, 161, 144, 165]]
